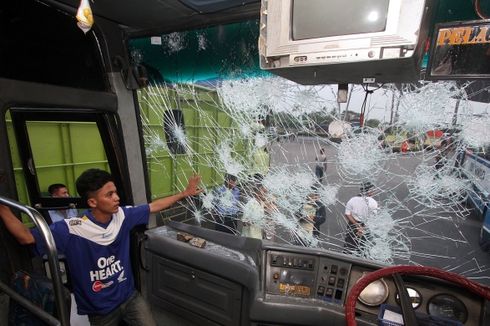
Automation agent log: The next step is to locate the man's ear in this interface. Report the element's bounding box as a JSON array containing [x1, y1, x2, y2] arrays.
[[87, 198, 97, 208]]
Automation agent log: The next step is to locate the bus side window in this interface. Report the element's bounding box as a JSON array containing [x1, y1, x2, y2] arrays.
[[5, 109, 125, 226]]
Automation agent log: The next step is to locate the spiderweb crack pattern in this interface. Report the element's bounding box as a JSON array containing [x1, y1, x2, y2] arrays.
[[139, 75, 489, 283]]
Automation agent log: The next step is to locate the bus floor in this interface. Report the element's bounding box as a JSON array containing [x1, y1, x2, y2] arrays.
[[152, 306, 199, 326], [69, 294, 197, 326]]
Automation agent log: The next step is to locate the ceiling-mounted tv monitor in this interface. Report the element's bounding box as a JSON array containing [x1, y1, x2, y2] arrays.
[[259, 0, 436, 85]]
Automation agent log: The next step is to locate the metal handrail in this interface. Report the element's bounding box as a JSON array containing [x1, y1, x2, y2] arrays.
[[0, 280, 60, 326], [0, 196, 69, 326]]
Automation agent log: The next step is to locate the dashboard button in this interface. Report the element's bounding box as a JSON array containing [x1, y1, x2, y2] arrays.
[[337, 278, 345, 288], [317, 286, 325, 296], [335, 289, 343, 300], [325, 288, 334, 297], [331, 265, 338, 274], [328, 276, 336, 285]]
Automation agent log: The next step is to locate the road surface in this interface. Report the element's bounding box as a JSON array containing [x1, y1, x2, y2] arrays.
[[270, 137, 490, 285]]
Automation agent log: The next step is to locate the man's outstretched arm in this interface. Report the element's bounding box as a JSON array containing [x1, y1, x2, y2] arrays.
[[149, 175, 203, 213], [0, 204, 35, 245]]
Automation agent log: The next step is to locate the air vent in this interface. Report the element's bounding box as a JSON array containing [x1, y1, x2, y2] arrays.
[[371, 35, 410, 47]]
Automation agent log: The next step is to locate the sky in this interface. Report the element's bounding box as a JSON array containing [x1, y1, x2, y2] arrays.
[[336, 84, 490, 123]]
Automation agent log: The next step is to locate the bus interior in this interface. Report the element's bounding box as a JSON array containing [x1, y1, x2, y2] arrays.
[[1, 0, 490, 326]]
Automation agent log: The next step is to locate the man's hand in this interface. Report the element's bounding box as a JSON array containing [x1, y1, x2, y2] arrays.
[[355, 225, 364, 236], [149, 174, 203, 213], [183, 174, 203, 197]]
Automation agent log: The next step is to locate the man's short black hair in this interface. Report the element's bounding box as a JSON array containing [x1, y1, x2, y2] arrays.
[[360, 182, 374, 194], [310, 182, 321, 195], [48, 183, 67, 195], [224, 173, 237, 182], [76, 169, 114, 203], [252, 173, 264, 183]]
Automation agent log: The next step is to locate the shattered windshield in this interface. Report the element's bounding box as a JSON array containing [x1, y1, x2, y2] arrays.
[[129, 20, 490, 285]]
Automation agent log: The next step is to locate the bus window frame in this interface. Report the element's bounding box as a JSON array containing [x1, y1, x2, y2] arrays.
[[8, 108, 132, 211]]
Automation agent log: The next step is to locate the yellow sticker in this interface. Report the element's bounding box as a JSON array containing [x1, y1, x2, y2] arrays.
[[437, 26, 490, 46]]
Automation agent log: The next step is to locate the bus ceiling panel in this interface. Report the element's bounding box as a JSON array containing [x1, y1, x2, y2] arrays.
[[52, 0, 260, 34], [0, 79, 118, 113], [47, 0, 489, 35], [40, 0, 490, 37], [177, 0, 258, 13]]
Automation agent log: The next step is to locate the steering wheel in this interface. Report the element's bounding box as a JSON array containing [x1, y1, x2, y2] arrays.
[[345, 265, 490, 326]]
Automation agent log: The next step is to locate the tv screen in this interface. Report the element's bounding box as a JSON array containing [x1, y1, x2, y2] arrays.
[[292, 0, 390, 40]]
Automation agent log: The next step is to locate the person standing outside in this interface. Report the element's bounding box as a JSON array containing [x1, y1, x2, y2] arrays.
[[242, 182, 266, 239], [48, 183, 78, 223], [312, 193, 326, 239], [0, 168, 202, 326], [343, 182, 378, 256], [315, 148, 327, 183], [296, 187, 326, 245], [241, 174, 276, 240], [296, 193, 317, 246], [252, 146, 270, 178], [400, 140, 409, 153], [214, 174, 241, 234]]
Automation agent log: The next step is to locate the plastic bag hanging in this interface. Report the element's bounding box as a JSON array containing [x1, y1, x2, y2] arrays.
[[76, 0, 94, 33]]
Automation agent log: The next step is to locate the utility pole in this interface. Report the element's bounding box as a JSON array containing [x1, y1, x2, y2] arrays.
[[394, 87, 403, 124], [344, 84, 353, 121], [389, 90, 395, 125], [452, 98, 461, 126]]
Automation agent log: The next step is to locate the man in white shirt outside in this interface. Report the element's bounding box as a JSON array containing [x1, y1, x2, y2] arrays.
[[343, 182, 378, 256], [48, 183, 78, 223]]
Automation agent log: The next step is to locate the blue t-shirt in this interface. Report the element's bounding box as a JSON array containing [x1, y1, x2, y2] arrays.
[[31, 205, 150, 315], [214, 185, 240, 216], [48, 208, 78, 223]]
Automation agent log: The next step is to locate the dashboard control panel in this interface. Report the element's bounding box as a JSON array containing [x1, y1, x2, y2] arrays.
[[265, 251, 352, 305], [264, 250, 482, 326]]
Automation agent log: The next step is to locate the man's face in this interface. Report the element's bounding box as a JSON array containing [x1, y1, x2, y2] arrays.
[[308, 194, 319, 202], [226, 179, 237, 189], [88, 181, 120, 214], [53, 187, 69, 198]]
